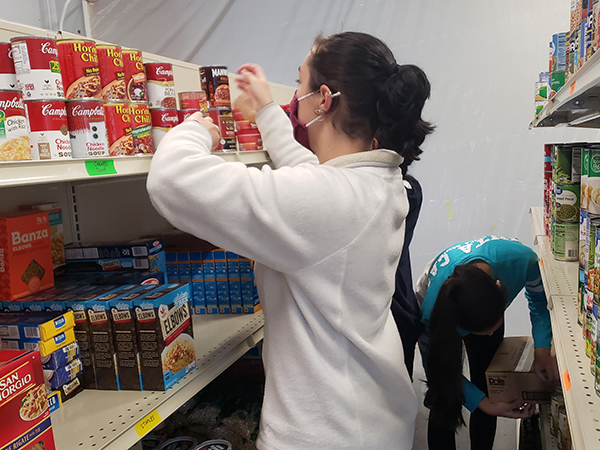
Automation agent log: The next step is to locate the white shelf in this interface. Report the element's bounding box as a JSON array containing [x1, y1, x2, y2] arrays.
[[530, 207, 600, 450], [51, 311, 264, 450]]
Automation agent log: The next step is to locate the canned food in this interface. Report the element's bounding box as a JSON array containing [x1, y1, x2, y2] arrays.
[[103, 101, 134, 156], [236, 132, 262, 151], [150, 108, 179, 147], [10, 36, 63, 99], [591, 298, 599, 375], [587, 148, 600, 215], [579, 267, 586, 327], [122, 49, 147, 101], [554, 184, 580, 222], [0, 42, 17, 89], [553, 144, 581, 184], [177, 91, 207, 112], [144, 62, 175, 109], [0, 89, 30, 160], [66, 98, 109, 158], [196, 439, 232, 450], [207, 106, 235, 151], [550, 391, 564, 437], [581, 147, 589, 211], [57, 39, 100, 99], [177, 109, 201, 122], [130, 101, 154, 154], [199, 65, 230, 107], [97, 45, 126, 100], [596, 309, 600, 397], [24, 99, 71, 160], [558, 405, 570, 450], [552, 221, 579, 261]]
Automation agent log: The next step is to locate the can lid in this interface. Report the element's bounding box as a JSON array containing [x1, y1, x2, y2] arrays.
[[24, 98, 65, 102], [150, 107, 178, 111], [178, 90, 206, 94], [96, 44, 122, 49], [144, 62, 172, 66], [103, 100, 131, 105], [65, 98, 103, 102], [208, 106, 232, 111], [57, 38, 96, 44], [121, 48, 141, 53], [10, 36, 57, 42], [199, 65, 228, 69], [129, 100, 150, 105]]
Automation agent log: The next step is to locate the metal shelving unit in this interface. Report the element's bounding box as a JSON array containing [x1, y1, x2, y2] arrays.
[[530, 207, 600, 450], [539, 404, 560, 450]]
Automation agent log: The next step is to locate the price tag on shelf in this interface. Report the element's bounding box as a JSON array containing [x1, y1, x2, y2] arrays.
[[570, 81, 576, 95], [135, 409, 162, 437], [85, 160, 118, 177], [563, 370, 571, 392]]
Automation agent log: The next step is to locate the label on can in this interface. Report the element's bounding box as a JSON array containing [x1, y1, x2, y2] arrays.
[[236, 132, 263, 151], [177, 109, 200, 122], [553, 144, 581, 184], [103, 102, 134, 156], [0, 42, 17, 89], [150, 108, 178, 147], [130, 102, 154, 154], [554, 184, 580, 222], [553, 221, 579, 261], [178, 91, 207, 111], [581, 147, 589, 211], [25, 99, 71, 160], [0, 89, 30, 160], [591, 300, 598, 375], [66, 99, 109, 158], [145, 63, 176, 109], [587, 149, 600, 215], [57, 39, 100, 99], [122, 49, 147, 101], [557, 405, 570, 450], [10, 37, 63, 99], [549, 391, 564, 437], [97, 45, 126, 100], [200, 65, 230, 107], [208, 106, 235, 151]]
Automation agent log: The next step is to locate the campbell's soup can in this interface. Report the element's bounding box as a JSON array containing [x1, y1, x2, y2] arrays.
[[122, 48, 147, 101], [97, 44, 126, 100], [0, 89, 30, 160], [10, 36, 63, 99], [57, 39, 100, 99], [178, 90, 207, 112], [199, 65, 230, 107], [0, 42, 17, 89], [150, 108, 179, 147], [208, 106, 235, 151], [25, 99, 71, 160], [66, 98, 109, 158], [236, 132, 262, 151], [130, 101, 154, 154], [145, 62, 176, 109], [177, 108, 201, 122], [103, 101, 134, 156]]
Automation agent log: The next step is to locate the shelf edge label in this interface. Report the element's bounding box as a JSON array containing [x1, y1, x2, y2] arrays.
[[570, 82, 576, 96], [562, 370, 571, 392], [85, 160, 118, 177], [135, 408, 162, 438]]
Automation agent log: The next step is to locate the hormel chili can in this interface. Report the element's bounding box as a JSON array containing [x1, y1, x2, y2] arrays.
[[130, 101, 154, 154], [97, 44, 126, 100], [150, 108, 179, 147], [236, 132, 263, 151], [10, 36, 63, 99], [103, 101, 134, 156], [25, 99, 71, 160], [177, 109, 201, 122], [122, 48, 147, 101], [208, 106, 235, 151], [199, 65, 230, 107], [57, 39, 100, 99], [0, 89, 30, 160], [145, 62, 176, 109], [178, 90, 207, 112], [0, 42, 17, 89], [66, 98, 109, 158]]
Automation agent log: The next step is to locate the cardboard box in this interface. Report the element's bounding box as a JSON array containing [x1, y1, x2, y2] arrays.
[[166, 252, 179, 283], [202, 251, 218, 314], [0, 310, 75, 341], [214, 250, 230, 314], [486, 337, 553, 403], [227, 252, 242, 314], [0, 210, 55, 301], [42, 341, 79, 371], [190, 252, 205, 314]]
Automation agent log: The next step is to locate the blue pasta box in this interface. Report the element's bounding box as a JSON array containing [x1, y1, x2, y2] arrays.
[[42, 341, 79, 371], [202, 251, 218, 314], [240, 257, 261, 314], [44, 358, 82, 390], [166, 252, 180, 283], [177, 252, 191, 283], [190, 252, 206, 314], [214, 250, 230, 314], [226, 252, 242, 314]]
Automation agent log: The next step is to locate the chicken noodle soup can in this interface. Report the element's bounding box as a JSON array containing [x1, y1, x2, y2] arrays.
[[130, 101, 154, 154], [97, 44, 126, 100], [0, 89, 30, 160], [552, 221, 579, 261], [144, 62, 176, 109], [208, 106, 235, 151], [66, 98, 109, 158], [199, 65, 230, 107], [57, 39, 100, 99], [178, 90, 207, 112], [177, 108, 201, 122], [0, 42, 17, 89], [10, 36, 63, 99], [103, 101, 134, 156], [150, 108, 179, 147], [25, 99, 71, 160], [122, 48, 147, 101]]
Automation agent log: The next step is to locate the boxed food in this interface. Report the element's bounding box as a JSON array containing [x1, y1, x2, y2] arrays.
[[486, 337, 554, 403], [65, 254, 165, 273], [0, 310, 75, 341], [0, 210, 55, 301], [202, 251, 218, 314], [240, 257, 261, 314], [0, 350, 56, 450], [190, 252, 205, 314], [2, 328, 77, 357], [43, 358, 82, 390], [134, 283, 196, 391], [227, 251, 242, 314], [42, 341, 79, 370], [177, 252, 191, 283], [166, 252, 179, 283], [46, 375, 84, 413], [214, 250, 230, 314]]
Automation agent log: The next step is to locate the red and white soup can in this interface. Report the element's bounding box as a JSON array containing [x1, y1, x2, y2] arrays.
[[145, 62, 176, 109], [122, 48, 147, 101], [178, 91, 207, 112], [236, 132, 263, 151], [57, 39, 100, 99], [150, 108, 179, 147], [0, 42, 17, 89], [103, 101, 134, 156], [66, 98, 109, 158], [0, 89, 30, 161], [208, 106, 235, 151], [177, 109, 201, 122], [199, 65, 230, 107], [10, 36, 63, 99], [97, 44, 126, 100], [25, 99, 71, 160], [130, 101, 154, 154]]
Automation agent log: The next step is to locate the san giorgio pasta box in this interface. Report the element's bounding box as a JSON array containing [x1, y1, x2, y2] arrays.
[[133, 283, 196, 391], [0, 349, 56, 450]]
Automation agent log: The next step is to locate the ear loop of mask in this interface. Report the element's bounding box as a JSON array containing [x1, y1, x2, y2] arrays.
[[305, 91, 342, 127]]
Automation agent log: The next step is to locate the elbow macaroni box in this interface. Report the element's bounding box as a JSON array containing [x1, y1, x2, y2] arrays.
[[226, 252, 242, 314], [214, 250, 230, 314], [202, 251, 218, 314], [134, 283, 196, 391], [0, 210, 55, 301], [166, 252, 179, 283], [486, 337, 554, 404], [190, 252, 206, 314]]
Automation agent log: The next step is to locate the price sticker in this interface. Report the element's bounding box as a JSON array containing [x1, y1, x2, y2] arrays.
[[570, 81, 576, 96], [85, 160, 117, 177], [563, 370, 571, 392], [135, 409, 162, 437]]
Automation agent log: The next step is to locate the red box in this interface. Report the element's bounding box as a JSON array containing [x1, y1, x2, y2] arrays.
[[0, 211, 55, 301], [0, 350, 56, 450]]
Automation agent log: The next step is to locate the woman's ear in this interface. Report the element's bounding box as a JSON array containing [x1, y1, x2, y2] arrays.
[[319, 84, 333, 113]]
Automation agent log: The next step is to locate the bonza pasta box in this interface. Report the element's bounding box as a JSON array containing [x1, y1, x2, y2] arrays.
[[0, 349, 56, 450]]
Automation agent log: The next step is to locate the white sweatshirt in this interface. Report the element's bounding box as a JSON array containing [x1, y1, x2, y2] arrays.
[[147, 103, 417, 450]]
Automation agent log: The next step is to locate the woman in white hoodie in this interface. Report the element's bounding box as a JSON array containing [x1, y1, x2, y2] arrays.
[[147, 31, 433, 450]]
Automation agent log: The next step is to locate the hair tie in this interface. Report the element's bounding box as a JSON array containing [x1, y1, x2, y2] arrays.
[[388, 62, 400, 77]]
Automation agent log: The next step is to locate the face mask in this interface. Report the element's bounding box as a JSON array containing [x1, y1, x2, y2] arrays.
[[289, 90, 320, 150]]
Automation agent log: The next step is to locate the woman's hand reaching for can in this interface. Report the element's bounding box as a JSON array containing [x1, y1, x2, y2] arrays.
[[235, 64, 274, 113], [186, 112, 220, 151]]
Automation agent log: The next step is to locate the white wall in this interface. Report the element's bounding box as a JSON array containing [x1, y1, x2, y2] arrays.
[[0, 0, 86, 35]]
